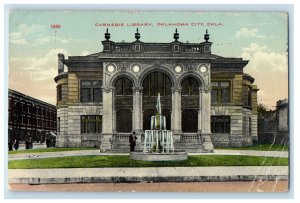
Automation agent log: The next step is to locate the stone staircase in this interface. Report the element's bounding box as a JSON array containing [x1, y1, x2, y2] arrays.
[[111, 133, 131, 152], [174, 133, 204, 153], [111, 133, 206, 153]]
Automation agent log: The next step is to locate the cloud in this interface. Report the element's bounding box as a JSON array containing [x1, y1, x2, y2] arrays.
[[35, 36, 72, 45], [242, 43, 268, 54], [9, 48, 69, 105], [242, 43, 288, 109], [235, 28, 258, 38], [81, 51, 90, 56], [10, 23, 71, 45], [10, 24, 46, 45], [242, 43, 287, 72]]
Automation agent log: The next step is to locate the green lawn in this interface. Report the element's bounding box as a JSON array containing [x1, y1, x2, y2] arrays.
[[215, 144, 288, 151], [8, 155, 288, 169], [8, 147, 96, 155]]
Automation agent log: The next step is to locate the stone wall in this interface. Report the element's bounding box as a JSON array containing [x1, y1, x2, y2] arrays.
[[211, 106, 257, 147], [251, 115, 258, 142], [242, 108, 253, 146], [278, 105, 288, 131], [56, 105, 103, 147], [56, 107, 68, 147]]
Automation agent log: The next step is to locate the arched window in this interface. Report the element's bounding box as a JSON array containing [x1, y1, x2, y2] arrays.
[[181, 77, 199, 96], [143, 72, 171, 96], [142, 72, 172, 131], [115, 77, 133, 95]]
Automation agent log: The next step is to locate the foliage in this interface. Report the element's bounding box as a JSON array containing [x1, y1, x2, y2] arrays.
[[8, 155, 288, 169], [257, 103, 271, 118]]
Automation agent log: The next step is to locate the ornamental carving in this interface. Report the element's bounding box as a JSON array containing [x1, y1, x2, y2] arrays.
[[142, 96, 172, 108], [115, 96, 133, 107], [118, 64, 127, 72], [181, 96, 199, 107]]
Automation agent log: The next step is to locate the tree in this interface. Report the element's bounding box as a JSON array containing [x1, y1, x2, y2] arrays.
[[257, 103, 268, 118]]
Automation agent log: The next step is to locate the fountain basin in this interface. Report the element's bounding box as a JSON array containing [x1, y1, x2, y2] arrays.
[[130, 151, 188, 161]]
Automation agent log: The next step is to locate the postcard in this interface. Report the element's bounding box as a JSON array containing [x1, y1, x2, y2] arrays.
[[7, 9, 289, 194]]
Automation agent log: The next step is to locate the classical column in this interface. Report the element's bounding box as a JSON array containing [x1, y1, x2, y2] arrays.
[[200, 86, 214, 152], [133, 87, 143, 150], [171, 87, 182, 141], [133, 87, 143, 133], [198, 87, 202, 133], [101, 88, 114, 152]]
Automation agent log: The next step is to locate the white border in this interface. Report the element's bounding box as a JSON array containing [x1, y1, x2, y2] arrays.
[[1, 1, 299, 202]]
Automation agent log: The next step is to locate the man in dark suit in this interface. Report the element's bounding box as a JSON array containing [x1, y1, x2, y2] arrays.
[[129, 131, 137, 152]]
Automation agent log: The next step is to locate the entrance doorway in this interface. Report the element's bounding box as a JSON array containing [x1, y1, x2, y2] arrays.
[[181, 77, 200, 132], [114, 77, 133, 132]]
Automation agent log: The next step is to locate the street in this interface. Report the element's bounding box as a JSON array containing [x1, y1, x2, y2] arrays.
[[9, 181, 288, 192]]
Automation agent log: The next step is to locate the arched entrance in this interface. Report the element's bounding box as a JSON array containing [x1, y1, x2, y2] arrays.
[[114, 77, 133, 132], [142, 72, 172, 130], [181, 77, 200, 132]]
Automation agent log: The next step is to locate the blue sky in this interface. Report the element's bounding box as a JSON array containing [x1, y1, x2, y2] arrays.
[[9, 11, 288, 108]]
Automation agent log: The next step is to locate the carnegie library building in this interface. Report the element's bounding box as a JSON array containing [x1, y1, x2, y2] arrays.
[[54, 29, 258, 152]]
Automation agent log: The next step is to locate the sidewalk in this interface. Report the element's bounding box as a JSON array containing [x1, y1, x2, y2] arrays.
[[8, 166, 288, 184]]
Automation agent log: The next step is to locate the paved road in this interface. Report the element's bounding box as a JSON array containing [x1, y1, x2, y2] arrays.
[[9, 181, 288, 192]]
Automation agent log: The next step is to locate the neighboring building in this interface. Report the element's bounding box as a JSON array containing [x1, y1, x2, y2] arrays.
[[257, 99, 288, 145], [276, 99, 289, 145], [54, 29, 258, 152], [8, 89, 57, 143], [277, 99, 288, 132]]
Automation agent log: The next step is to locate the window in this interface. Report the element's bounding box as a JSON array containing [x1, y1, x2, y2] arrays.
[[57, 85, 62, 102], [80, 80, 102, 102], [81, 115, 102, 134], [181, 77, 199, 96], [23, 103, 27, 112], [135, 45, 140, 51], [211, 81, 231, 103], [115, 78, 132, 96], [243, 86, 252, 107], [143, 72, 171, 96], [249, 118, 251, 135], [211, 116, 230, 133]]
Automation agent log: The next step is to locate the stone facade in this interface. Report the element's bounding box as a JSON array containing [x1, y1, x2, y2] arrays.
[[54, 29, 258, 152]]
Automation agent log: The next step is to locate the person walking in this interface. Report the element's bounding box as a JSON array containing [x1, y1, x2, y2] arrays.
[[29, 137, 33, 149], [13, 139, 19, 151], [46, 138, 50, 148], [25, 139, 30, 149], [8, 139, 13, 151], [129, 131, 137, 152]]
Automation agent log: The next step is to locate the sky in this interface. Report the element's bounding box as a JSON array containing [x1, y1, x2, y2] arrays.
[[8, 11, 288, 109]]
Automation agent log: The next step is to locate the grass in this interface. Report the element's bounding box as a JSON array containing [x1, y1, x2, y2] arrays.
[[8, 155, 288, 169], [9, 144, 288, 155], [8, 147, 96, 155], [215, 144, 288, 151]]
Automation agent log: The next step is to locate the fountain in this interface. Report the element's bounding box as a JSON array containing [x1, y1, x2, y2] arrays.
[[130, 93, 188, 161]]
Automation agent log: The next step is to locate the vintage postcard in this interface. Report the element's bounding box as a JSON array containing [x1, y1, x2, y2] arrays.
[[7, 9, 289, 195]]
